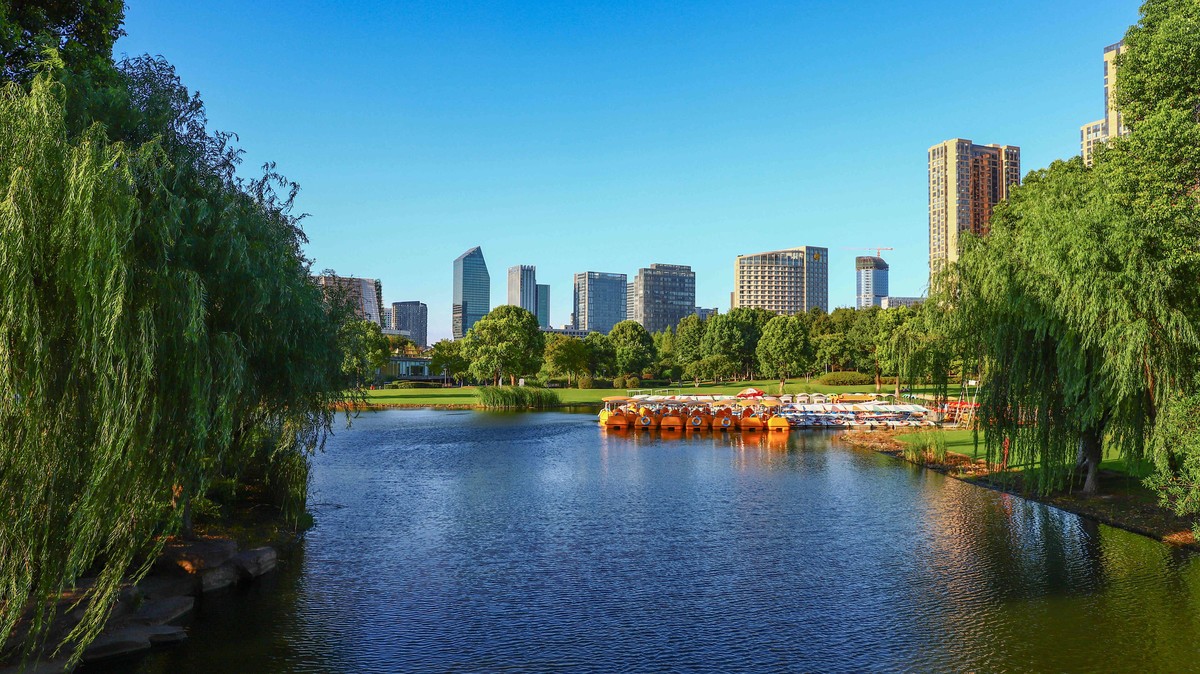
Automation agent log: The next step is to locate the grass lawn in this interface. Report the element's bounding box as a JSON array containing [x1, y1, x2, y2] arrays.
[[363, 379, 916, 408], [894, 428, 1154, 479]]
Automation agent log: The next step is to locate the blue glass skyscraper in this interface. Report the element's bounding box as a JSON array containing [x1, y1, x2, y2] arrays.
[[453, 247, 490, 339]]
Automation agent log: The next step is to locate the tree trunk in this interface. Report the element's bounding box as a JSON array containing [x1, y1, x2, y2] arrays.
[[874, 357, 882, 392], [1080, 428, 1103, 495], [181, 495, 195, 540]]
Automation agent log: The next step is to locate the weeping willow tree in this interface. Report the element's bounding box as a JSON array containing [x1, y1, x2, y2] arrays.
[[943, 0, 1200, 496], [0, 57, 348, 664]]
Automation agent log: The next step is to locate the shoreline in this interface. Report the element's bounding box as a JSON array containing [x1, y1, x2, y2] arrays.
[[836, 429, 1200, 552]]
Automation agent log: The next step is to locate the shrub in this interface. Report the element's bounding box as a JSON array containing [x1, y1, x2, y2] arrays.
[[578, 374, 595, 389], [626, 376, 641, 388], [476, 386, 561, 409], [817, 371, 873, 386], [612, 375, 626, 389], [387, 381, 439, 389]]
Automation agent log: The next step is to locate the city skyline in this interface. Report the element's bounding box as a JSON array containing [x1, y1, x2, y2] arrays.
[[116, 1, 1140, 342]]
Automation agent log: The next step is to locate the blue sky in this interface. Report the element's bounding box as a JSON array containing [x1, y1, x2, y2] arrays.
[[118, 0, 1139, 341]]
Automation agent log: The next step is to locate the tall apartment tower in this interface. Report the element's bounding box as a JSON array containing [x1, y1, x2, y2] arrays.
[[393, 301, 429, 347], [928, 139, 1021, 280], [453, 247, 490, 340], [507, 265, 538, 315], [315, 275, 384, 325], [573, 272, 627, 334], [1080, 41, 1128, 166], [732, 247, 828, 314], [629, 264, 696, 334], [856, 256, 889, 309], [536, 284, 550, 329]]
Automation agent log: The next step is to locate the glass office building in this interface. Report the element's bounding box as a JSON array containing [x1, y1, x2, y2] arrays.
[[453, 247, 491, 340]]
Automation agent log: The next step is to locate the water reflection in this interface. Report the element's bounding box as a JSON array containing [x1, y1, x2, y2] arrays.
[[111, 411, 1200, 674]]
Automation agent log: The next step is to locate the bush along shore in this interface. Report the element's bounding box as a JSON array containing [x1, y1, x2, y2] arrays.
[[838, 429, 1200, 551]]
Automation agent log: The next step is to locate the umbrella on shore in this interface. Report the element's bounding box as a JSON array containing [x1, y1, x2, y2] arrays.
[[736, 387, 765, 398]]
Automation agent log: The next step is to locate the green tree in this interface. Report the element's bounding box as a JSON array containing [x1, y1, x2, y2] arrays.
[[652, 326, 676, 378], [386, 333, 417, 355], [543, 333, 589, 385], [674, 313, 707, 376], [0, 0, 126, 83], [947, 0, 1200, 496], [582, 331, 617, 378], [686, 355, 739, 384], [340, 319, 391, 387], [430, 339, 470, 385], [700, 314, 746, 374], [756, 315, 815, 393], [849, 306, 885, 390], [463, 306, 545, 385], [0, 62, 348, 664], [609, 320, 656, 376]]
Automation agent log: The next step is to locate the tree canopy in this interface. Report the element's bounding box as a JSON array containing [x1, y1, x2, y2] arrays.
[[0, 55, 349, 663], [463, 306, 545, 385], [946, 0, 1200, 496], [609, 320, 656, 376]]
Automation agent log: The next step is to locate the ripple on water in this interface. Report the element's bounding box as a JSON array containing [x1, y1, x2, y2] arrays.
[[109, 410, 1200, 674]]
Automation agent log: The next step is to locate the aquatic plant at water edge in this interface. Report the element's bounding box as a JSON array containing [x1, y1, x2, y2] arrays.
[[477, 387, 562, 409]]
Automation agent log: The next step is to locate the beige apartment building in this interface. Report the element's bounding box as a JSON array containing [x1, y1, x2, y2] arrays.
[[928, 139, 1020, 281], [1080, 41, 1128, 166], [732, 247, 828, 315]]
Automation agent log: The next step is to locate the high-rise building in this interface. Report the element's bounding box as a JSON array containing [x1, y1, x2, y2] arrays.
[[732, 247, 828, 315], [856, 256, 889, 309], [507, 265, 538, 315], [629, 264, 696, 334], [573, 272, 628, 334], [536, 284, 550, 329], [928, 139, 1020, 281], [695, 307, 718, 321], [393, 301, 428, 347], [1080, 41, 1128, 166], [315, 275, 384, 325], [453, 247, 490, 340]]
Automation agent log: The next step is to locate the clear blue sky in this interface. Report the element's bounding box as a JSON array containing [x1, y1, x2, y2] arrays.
[[118, 0, 1139, 342]]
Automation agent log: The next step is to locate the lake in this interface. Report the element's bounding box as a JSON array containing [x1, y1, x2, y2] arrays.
[[114, 410, 1200, 672]]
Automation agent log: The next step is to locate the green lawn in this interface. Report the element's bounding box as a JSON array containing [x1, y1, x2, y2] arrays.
[[894, 429, 1153, 479], [363, 379, 916, 408]]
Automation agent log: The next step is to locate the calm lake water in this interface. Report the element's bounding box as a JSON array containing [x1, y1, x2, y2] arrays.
[[113, 410, 1200, 673]]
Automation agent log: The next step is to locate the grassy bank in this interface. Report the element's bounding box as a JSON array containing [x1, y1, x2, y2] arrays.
[[359, 379, 928, 408], [847, 428, 1191, 549]]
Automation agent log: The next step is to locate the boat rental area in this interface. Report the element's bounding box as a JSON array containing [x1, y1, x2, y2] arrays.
[[599, 388, 938, 433]]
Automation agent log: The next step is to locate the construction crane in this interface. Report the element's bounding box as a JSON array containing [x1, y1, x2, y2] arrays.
[[842, 247, 895, 258]]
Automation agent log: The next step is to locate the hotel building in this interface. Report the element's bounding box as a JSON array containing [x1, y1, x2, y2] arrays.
[[732, 247, 828, 315]]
